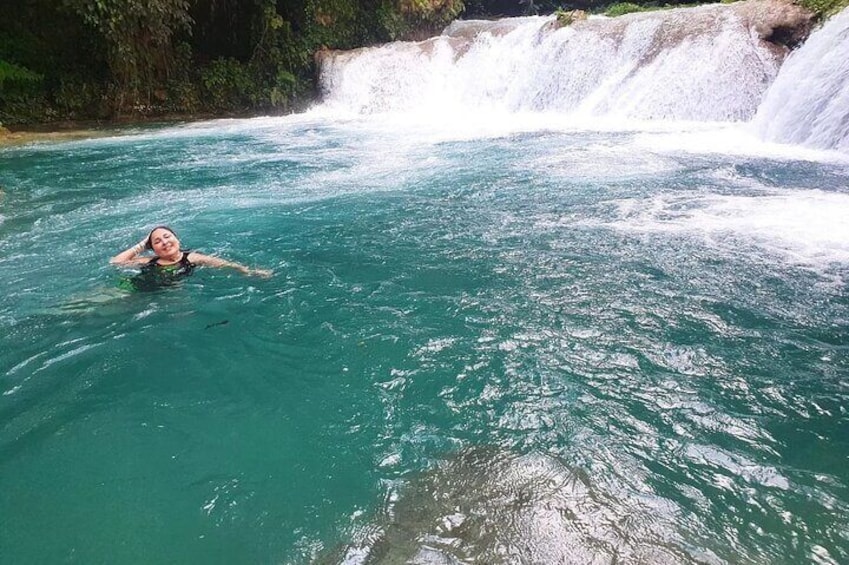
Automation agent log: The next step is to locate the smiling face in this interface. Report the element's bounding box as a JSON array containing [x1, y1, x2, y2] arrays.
[[148, 227, 181, 260]]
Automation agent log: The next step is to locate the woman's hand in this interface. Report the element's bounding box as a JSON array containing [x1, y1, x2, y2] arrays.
[[110, 236, 150, 265]]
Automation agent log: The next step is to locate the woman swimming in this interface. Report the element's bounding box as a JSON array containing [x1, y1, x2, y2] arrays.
[[111, 226, 272, 290]]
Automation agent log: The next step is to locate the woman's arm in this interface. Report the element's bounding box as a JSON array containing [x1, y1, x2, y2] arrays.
[[188, 252, 273, 277], [110, 238, 150, 266]]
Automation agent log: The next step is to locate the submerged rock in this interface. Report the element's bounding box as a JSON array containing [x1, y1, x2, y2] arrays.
[[327, 446, 698, 564]]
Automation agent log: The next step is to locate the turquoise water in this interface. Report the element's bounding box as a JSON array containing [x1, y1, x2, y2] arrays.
[[2, 114, 849, 564]]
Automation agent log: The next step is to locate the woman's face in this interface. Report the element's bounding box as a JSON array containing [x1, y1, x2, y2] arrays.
[[149, 228, 181, 257]]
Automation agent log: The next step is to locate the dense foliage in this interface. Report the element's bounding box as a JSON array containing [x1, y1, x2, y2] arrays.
[[797, 0, 849, 15], [0, 0, 462, 125], [0, 0, 842, 126]]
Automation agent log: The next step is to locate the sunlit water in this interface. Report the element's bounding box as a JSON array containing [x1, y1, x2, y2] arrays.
[[3, 10, 849, 558], [1, 110, 848, 564]]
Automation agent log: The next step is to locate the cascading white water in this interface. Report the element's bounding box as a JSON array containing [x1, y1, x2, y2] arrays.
[[752, 8, 849, 152], [317, 4, 789, 122]]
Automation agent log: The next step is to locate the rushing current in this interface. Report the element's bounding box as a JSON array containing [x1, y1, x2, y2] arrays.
[[2, 5, 849, 565]]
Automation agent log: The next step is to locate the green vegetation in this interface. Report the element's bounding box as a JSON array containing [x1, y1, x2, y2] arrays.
[[0, 61, 42, 88], [554, 7, 588, 24], [602, 0, 848, 18], [555, 7, 574, 23], [604, 2, 650, 16], [601, 2, 688, 17], [797, 0, 849, 16]]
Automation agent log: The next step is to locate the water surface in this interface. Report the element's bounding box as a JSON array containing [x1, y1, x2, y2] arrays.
[[1, 113, 849, 564]]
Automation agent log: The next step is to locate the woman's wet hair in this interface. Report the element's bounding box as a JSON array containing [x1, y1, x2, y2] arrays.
[[146, 226, 177, 250]]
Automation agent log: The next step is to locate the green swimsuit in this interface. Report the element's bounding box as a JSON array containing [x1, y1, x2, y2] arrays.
[[118, 251, 196, 292]]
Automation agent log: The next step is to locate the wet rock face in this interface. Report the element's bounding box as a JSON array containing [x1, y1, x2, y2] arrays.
[[733, 0, 816, 50], [314, 0, 818, 120], [556, 0, 816, 59], [315, 0, 816, 80]]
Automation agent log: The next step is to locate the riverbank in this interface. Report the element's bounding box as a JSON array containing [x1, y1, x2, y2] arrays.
[[0, 113, 249, 148], [0, 125, 114, 148], [0, 105, 315, 148]]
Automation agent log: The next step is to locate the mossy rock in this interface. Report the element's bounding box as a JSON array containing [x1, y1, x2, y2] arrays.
[[555, 9, 588, 26]]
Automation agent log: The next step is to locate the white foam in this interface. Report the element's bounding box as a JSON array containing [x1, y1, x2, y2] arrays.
[[634, 125, 849, 164], [602, 189, 849, 265]]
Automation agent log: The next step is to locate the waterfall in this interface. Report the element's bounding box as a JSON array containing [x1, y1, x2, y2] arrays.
[[752, 8, 849, 152], [317, 3, 793, 122]]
